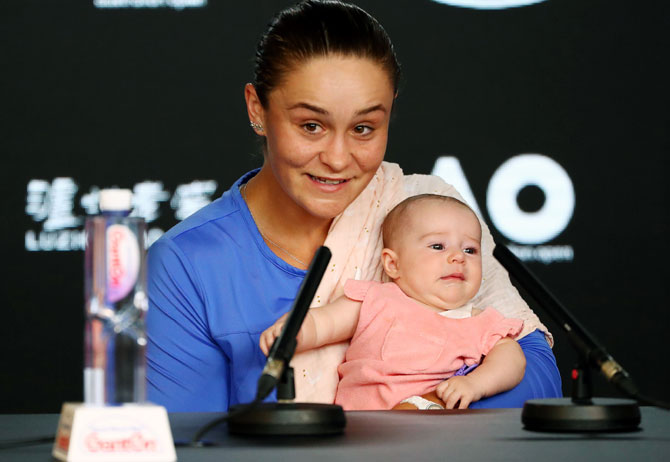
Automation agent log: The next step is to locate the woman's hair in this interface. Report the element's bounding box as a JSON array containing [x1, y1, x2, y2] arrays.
[[253, 0, 401, 107]]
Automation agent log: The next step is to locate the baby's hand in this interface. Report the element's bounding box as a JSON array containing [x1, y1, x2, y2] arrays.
[[259, 313, 289, 356], [435, 376, 484, 409]]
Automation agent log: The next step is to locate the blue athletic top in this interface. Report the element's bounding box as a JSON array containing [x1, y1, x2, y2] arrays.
[[146, 170, 562, 412]]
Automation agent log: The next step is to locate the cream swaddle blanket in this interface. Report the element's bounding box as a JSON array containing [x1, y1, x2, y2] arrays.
[[291, 161, 552, 403]]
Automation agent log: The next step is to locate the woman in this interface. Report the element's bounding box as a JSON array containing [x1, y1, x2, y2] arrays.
[[146, 0, 561, 412]]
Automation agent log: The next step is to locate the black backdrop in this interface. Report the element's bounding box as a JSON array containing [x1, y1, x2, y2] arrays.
[[1, 0, 668, 413]]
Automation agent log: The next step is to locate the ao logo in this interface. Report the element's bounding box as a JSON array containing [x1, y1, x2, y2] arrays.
[[431, 0, 547, 9], [432, 154, 575, 245]]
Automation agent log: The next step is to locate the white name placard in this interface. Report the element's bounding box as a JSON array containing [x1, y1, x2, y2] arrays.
[[52, 402, 176, 462]]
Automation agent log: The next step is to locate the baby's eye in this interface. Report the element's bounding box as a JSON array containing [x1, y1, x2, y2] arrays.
[[429, 243, 444, 250], [463, 247, 478, 255], [353, 125, 373, 136]]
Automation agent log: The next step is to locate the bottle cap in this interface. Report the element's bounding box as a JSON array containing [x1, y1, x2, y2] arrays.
[[99, 188, 133, 212]]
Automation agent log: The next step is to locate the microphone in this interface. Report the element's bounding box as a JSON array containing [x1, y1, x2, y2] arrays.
[[492, 243, 636, 395], [225, 245, 345, 437], [493, 242, 642, 432], [255, 245, 332, 402]]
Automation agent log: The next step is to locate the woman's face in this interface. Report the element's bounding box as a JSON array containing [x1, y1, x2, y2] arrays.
[[248, 55, 395, 220]]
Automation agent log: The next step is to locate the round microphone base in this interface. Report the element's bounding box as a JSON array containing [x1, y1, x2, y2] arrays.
[[227, 402, 346, 436], [522, 398, 641, 432]]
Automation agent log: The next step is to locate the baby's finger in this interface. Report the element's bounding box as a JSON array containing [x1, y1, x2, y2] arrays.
[[259, 335, 268, 355], [439, 387, 455, 408], [436, 380, 449, 394], [435, 382, 449, 401], [264, 333, 274, 355], [273, 324, 284, 338], [458, 395, 471, 410], [444, 389, 462, 409]]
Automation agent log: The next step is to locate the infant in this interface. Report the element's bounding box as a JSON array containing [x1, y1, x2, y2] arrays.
[[261, 194, 525, 410]]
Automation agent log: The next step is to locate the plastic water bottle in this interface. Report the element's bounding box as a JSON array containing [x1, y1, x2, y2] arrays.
[[84, 189, 148, 405]]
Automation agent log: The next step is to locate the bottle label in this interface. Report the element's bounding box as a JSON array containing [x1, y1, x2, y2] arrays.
[[106, 224, 140, 303]]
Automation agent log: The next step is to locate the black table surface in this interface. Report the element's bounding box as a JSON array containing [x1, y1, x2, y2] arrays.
[[1, 407, 669, 461]]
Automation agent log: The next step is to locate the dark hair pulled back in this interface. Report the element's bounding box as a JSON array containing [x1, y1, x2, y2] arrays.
[[253, 0, 401, 107]]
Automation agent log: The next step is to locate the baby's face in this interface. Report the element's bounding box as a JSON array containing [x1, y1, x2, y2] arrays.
[[386, 200, 483, 311]]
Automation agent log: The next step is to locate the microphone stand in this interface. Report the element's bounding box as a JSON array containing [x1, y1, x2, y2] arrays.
[[227, 246, 346, 436], [493, 243, 641, 432]]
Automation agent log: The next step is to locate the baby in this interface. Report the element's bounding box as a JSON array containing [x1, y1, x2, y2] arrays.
[[260, 194, 525, 410]]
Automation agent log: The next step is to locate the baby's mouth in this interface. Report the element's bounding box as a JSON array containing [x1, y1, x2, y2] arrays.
[[442, 273, 465, 281]]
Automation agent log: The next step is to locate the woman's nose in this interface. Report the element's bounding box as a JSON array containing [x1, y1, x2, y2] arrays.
[[319, 135, 351, 172]]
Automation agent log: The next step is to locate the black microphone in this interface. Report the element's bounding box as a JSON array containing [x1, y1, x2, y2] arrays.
[[492, 243, 636, 394], [255, 246, 332, 402], [190, 246, 340, 442], [226, 245, 344, 437], [493, 242, 645, 432]]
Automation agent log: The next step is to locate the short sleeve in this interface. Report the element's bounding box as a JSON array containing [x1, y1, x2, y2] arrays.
[[343, 279, 375, 302], [146, 238, 230, 412], [344, 280, 390, 334], [476, 308, 524, 354]]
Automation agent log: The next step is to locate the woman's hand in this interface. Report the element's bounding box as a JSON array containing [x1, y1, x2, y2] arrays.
[[259, 313, 289, 356]]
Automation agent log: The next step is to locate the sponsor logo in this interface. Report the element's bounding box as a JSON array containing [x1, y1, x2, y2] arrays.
[[84, 431, 157, 453], [94, 0, 206, 9], [25, 179, 217, 252], [486, 154, 574, 245], [431, 0, 547, 9], [82, 417, 159, 454], [106, 224, 141, 303], [432, 153, 575, 264]]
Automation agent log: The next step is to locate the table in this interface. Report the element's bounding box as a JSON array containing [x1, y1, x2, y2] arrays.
[[1, 408, 669, 461]]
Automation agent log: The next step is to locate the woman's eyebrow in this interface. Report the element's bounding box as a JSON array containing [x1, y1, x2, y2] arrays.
[[355, 104, 387, 116], [288, 102, 329, 114], [287, 102, 387, 116]]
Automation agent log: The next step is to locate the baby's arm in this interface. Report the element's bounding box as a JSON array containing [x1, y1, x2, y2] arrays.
[[259, 296, 362, 356], [435, 337, 526, 409]]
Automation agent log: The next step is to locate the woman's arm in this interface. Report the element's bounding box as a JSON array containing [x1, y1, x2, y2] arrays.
[[260, 296, 362, 355], [435, 337, 526, 409], [146, 239, 231, 412]]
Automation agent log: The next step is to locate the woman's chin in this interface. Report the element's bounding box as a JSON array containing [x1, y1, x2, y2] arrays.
[[294, 192, 357, 220], [303, 202, 349, 221]]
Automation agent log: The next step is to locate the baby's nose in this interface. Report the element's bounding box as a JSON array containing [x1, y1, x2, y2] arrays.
[[447, 249, 465, 263]]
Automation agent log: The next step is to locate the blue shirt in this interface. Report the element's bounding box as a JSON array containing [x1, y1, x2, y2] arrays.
[[146, 170, 562, 411]]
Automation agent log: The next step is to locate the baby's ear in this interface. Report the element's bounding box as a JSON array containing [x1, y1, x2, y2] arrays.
[[381, 248, 401, 279]]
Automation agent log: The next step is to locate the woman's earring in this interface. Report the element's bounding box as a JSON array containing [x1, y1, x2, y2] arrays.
[[250, 121, 264, 132]]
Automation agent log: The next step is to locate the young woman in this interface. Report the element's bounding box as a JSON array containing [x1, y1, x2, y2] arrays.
[[146, 0, 561, 412]]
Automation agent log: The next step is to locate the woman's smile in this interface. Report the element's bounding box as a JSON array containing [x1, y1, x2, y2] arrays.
[[307, 174, 351, 193], [308, 174, 349, 185]]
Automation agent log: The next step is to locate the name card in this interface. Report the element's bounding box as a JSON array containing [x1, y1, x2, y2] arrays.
[[52, 402, 176, 462]]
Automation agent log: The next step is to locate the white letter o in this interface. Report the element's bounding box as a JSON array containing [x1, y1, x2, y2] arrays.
[[486, 154, 575, 244]]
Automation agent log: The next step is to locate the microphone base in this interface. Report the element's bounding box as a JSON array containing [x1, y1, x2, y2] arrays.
[[522, 398, 641, 432], [227, 402, 346, 436]]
